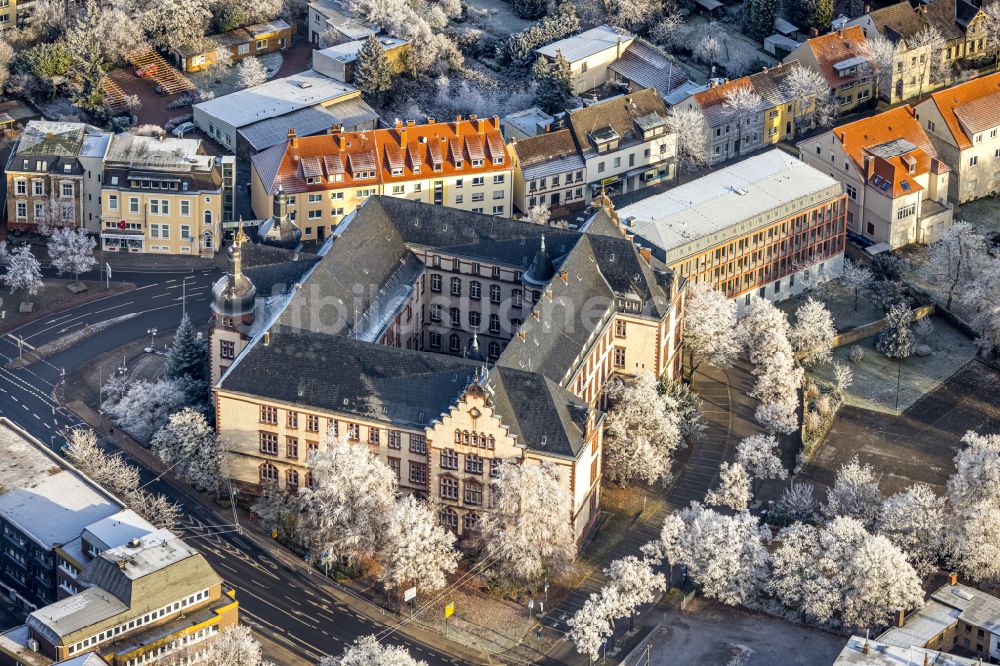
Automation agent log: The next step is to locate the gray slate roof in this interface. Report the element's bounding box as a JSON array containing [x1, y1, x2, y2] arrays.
[[239, 99, 380, 153]]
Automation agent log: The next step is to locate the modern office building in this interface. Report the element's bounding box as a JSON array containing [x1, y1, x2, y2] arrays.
[[619, 150, 847, 310]]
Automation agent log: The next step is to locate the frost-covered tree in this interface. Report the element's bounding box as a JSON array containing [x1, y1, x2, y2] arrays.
[[822, 456, 881, 528], [481, 461, 574, 583], [769, 518, 923, 630], [877, 303, 915, 360], [607, 0, 659, 32], [754, 402, 798, 435], [2, 244, 43, 299], [651, 503, 770, 605], [666, 106, 709, 172], [532, 52, 573, 114], [833, 362, 853, 396], [165, 313, 208, 383], [742, 0, 780, 41], [65, 0, 147, 70], [740, 297, 802, 422], [235, 55, 267, 88], [198, 625, 270, 666], [910, 25, 945, 99], [253, 482, 301, 542], [659, 378, 706, 441], [603, 373, 682, 485], [567, 590, 615, 660], [924, 221, 986, 310], [858, 33, 897, 101], [841, 259, 873, 312], [791, 297, 835, 367], [65, 428, 140, 495], [355, 34, 392, 100], [102, 378, 192, 444], [947, 431, 1000, 581], [526, 202, 551, 226], [145, 0, 212, 52], [129, 490, 182, 531], [984, 1, 1000, 64], [650, 11, 683, 47], [500, 3, 579, 67], [602, 556, 665, 627], [705, 462, 752, 510], [736, 434, 787, 497], [48, 227, 96, 286], [300, 435, 397, 568], [512, 0, 546, 18], [150, 407, 225, 494], [777, 481, 816, 520], [683, 282, 740, 375], [878, 483, 945, 576], [694, 34, 721, 67], [325, 636, 427, 666], [723, 84, 763, 157], [783, 63, 833, 131], [350, 0, 463, 75], [211, 0, 283, 31], [379, 495, 459, 595]]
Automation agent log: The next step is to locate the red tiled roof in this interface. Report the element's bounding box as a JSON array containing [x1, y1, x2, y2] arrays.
[[255, 116, 511, 194], [927, 71, 1000, 151], [806, 25, 868, 86], [833, 105, 940, 198]]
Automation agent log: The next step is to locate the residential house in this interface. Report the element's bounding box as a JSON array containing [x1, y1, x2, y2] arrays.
[[307, 0, 378, 46], [173, 19, 293, 73], [834, 635, 981, 666], [5, 121, 111, 233], [565, 88, 676, 199], [850, 0, 991, 103], [784, 25, 875, 116], [0, 419, 123, 611], [798, 105, 953, 248], [13, 531, 237, 666], [674, 62, 811, 166], [213, 196, 685, 545], [99, 134, 231, 256], [536, 25, 636, 95], [192, 69, 378, 158], [619, 150, 848, 311], [249, 116, 514, 243], [508, 129, 586, 216], [311, 37, 409, 83], [914, 71, 1000, 202], [877, 578, 1000, 663]]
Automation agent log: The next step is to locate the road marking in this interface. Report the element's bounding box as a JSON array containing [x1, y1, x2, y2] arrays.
[[133, 283, 160, 291]]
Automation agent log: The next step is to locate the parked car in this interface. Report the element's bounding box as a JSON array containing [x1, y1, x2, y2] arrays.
[[135, 63, 158, 78], [171, 121, 196, 137]]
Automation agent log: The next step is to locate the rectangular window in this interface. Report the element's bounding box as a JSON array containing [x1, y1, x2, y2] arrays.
[[615, 320, 626, 337], [259, 431, 278, 455], [368, 427, 380, 445], [440, 449, 459, 469], [306, 414, 320, 433], [347, 423, 360, 441], [450, 277, 461, 296], [287, 411, 298, 429], [109, 194, 118, 210], [33, 180, 43, 195], [614, 347, 626, 369], [286, 437, 298, 459], [409, 462, 427, 485], [970, 155, 979, 166], [409, 434, 427, 454], [440, 476, 458, 500], [388, 457, 401, 480], [388, 430, 401, 449], [465, 454, 483, 474], [260, 405, 277, 424], [220, 340, 235, 359], [431, 274, 442, 292], [61, 182, 73, 197]]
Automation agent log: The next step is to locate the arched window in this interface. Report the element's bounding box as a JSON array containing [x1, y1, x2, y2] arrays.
[[439, 507, 458, 531], [463, 430, 470, 445], [305, 470, 315, 488], [488, 436, 495, 449], [203, 209, 213, 225], [463, 511, 480, 532], [259, 462, 278, 484], [454, 429, 462, 444], [479, 434, 487, 448], [286, 469, 299, 491]]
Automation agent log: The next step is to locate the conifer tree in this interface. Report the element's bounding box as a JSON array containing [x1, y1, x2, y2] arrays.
[[532, 52, 573, 114], [743, 0, 780, 41], [165, 313, 208, 383], [355, 33, 393, 101]]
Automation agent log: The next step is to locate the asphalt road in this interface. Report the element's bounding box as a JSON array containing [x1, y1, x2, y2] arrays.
[[0, 266, 461, 666]]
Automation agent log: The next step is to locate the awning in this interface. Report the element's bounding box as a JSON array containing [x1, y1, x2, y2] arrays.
[[100, 231, 144, 239]]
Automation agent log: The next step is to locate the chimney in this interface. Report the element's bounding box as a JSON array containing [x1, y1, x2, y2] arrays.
[[865, 3, 870, 11], [864, 154, 875, 179], [558, 270, 568, 284], [394, 118, 403, 129], [477, 116, 486, 134], [336, 133, 346, 150], [863, 641, 871, 655], [427, 117, 436, 124], [263, 331, 271, 346], [811, 27, 819, 37], [407, 119, 415, 127], [950, 572, 958, 586], [45, 132, 53, 141], [840, 131, 846, 142], [453, 115, 462, 131], [616, 36, 622, 58], [923, 653, 929, 666], [762, 66, 768, 73], [895, 607, 905, 628], [639, 246, 652, 262], [287, 128, 297, 148]]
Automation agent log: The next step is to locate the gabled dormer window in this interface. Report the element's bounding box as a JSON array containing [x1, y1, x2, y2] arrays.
[[492, 156, 503, 165], [391, 167, 403, 176], [306, 176, 322, 184], [471, 158, 483, 167]]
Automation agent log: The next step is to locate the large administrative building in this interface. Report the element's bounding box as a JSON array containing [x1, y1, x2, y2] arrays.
[[618, 150, 848, 310], [211, 196, 684, 543]]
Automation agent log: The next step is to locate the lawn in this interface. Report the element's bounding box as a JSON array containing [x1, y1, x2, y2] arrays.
[[954, 197, 1000, 239], [808, 315, 977, 415], [777, 281, 886, 333]]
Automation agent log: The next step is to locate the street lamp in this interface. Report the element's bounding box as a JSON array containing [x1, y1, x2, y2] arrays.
[[147, 327, 157, 350]]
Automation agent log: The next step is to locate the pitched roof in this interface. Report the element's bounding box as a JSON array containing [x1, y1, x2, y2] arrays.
[[567, 88, 668, 155], [253, 117, 510, 195], [954, 0, 982, 28], [691, 62, 799, 125], [607, 39, 688, 98], [869, 0, 931, 43], [926, 71, 1000, 150], [509, 129, 585, 181], [832, 104, 942, 196], [803, 25, 869, 86]]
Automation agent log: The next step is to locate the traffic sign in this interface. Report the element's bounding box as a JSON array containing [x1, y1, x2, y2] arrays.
[[444, 602, 455, 619], [404, 587, 417, 603]]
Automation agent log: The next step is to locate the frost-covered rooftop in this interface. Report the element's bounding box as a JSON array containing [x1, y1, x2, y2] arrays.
[[536, 25, 634, 62]]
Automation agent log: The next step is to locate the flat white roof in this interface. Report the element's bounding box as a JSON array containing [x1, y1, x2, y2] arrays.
[[83, 509, 155, 552], [0, 420, 121, 550], [536, 25, 634, 62], [193, 69, 358, 128], [620, 150, 842, 255], [315, 36, 408, 64]]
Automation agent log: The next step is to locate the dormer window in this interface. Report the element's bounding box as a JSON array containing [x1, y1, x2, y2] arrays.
[[63, 163, 72, 173], [471, 158, 483, 167], [306, 176, 322, 184], [391, 167, 403, 176], [492, 156, 503, 165]]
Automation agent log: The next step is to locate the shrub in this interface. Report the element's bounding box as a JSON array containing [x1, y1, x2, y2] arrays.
[[815, 394, 833, 417], [915, 344, 932, 357], [803, 410, 822, 432], [849, 345, 864, 364], [803, 381, 820, 402]]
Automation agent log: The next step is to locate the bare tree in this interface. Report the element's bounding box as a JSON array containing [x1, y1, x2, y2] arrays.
[[722, 84, 763, 157], [910, 25, 945, 100], [667, 106, 710, 171], [783, 64, 834, 132], [858, 33, 897, 103], [982, 2, 1000, 67]]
